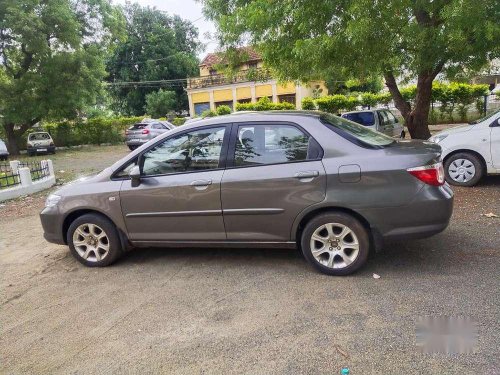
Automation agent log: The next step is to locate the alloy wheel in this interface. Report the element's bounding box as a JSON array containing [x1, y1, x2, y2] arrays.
[[72, 223, 110, 262], [448, 158, 475, 183], [309, 223, 360, 269]]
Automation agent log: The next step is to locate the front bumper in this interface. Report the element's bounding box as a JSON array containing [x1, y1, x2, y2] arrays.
[[361, 183, 454, 243], [40, 206, 66, 245]]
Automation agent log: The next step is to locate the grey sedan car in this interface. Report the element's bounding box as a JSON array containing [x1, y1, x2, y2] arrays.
[[40, 111, 453, 275], [125, 120, 174, 150]]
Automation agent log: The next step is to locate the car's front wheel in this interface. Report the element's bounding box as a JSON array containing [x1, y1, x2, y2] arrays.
[[67, 213, 123, 267], [301, 212, 370, 276], [444, 152, 484, 187]]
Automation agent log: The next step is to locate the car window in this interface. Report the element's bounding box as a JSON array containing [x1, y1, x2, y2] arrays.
[[151, 123, 163, 129], [342, 112, 375, 126], [385, 110, 398, 124], [378, 111, 391, 126], [131, 123, 148, 130], [29, 133, 51, 140], [234, 124, 311, 166], [321, 113, 395, 147], [141, 127, 226, 176]]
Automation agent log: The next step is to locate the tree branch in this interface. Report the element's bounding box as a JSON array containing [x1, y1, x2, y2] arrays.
[[14, 43, 34, 79], [384, 71, 411, 117]]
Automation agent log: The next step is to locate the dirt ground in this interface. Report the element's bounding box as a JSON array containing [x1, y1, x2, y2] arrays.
[[1, 144, 499, 374]]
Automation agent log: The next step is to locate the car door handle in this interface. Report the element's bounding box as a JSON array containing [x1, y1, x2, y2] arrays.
[[190, 179, 212, 187], [294, 171, 319, 179]]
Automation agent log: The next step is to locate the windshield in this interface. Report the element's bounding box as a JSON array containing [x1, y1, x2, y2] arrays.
[[29, 133, 51, 141], [469, 109, 500, 125], [320, 113, 394, 147], [342, 112, 375, 126]]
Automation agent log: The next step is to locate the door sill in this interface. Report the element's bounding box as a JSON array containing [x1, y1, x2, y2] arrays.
[[130, 240, 297, 249]]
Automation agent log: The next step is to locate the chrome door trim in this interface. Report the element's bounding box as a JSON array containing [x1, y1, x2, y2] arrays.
[[126, 209, 222, 218], [223, 208, 285, 215]]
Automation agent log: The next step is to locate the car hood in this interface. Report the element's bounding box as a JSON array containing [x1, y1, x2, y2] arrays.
[[430, 124, 475, 140], [53, 168, 113, 196]]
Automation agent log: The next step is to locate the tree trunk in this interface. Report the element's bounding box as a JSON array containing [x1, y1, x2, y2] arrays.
[[3, 123, 21, 156], [384, 71, 435, 140]]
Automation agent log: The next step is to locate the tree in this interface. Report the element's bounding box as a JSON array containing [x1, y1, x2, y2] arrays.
[[0, 0, 124, 155], [107, 3, 201, 116], [201, 0, 499, 139], [144, 89, 177, 118]]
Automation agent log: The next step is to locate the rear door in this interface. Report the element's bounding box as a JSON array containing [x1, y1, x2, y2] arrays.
[[119, 125, 230, 241], [377, 110, 393, 136], [384, 110, 403, 137], [221, 122, 326, 241]]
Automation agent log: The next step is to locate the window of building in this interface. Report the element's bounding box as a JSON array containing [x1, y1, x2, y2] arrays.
[[215, 101, 233, 110], [237, 98, 252, 104], [141, 127, 227, 176], [234, 124, 313, 166], [278, 94, 296, 105], [209, 68, 217, 75], [248, 62, 258, 69], [256, 96, 273, 102], [194, 102, 210, 116]]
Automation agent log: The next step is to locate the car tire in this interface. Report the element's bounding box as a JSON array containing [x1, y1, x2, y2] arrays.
[[400, 130, 406, 139], [301, 212, 370, 276], [67, 213, 123, 267], [128, 145, 137, 151], [444, 152, 484, 187]]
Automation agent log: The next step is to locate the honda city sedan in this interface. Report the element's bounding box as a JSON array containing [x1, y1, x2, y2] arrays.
[[40, 111, 453, 275]]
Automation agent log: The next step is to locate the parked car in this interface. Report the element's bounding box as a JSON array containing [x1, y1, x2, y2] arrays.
[[40, 111, 453, 276], [429, 109, 500, 186], [0, 139, 9, 161], [342, 109, 406, 138], [27, 132, 55, 156], [125, 120, 174, 150]]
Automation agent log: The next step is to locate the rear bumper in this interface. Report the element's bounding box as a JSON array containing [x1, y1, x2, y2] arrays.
[[125, 138, 151, 146], [28, 146, 55, 153], [360, 183, 454, 243]]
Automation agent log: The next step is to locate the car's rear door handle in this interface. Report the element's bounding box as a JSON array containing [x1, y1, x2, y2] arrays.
[[190, 179, 212, 188], [294, 171, 319, 179]]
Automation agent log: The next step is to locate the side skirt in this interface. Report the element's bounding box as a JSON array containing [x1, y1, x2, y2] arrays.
[[130, 240, 297, 249]]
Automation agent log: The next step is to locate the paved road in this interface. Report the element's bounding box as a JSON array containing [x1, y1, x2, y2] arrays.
[[0, 147, 499, 374]]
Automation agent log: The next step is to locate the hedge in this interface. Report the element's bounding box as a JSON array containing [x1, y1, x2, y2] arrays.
[[235, 96, 295, 111]]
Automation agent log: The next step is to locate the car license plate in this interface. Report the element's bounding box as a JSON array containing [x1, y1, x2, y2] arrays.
[[38, 148, 47, 152], [130, 139, 140, 142]]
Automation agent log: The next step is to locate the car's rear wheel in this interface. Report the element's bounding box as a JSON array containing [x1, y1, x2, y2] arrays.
[[67, 213, 123, 267], [444, 152, 483, 187], [400, 130, 406, 139], [128, 145, 137, 151], [301, 212, 370, 276]]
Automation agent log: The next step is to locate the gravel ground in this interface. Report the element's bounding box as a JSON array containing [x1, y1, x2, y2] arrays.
[[1, 145, 499, 374]]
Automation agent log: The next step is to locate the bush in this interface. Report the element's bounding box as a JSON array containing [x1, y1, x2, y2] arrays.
[[301, 97, 316, 110], [316, 95, 348, 114], [216, 105, 232, 115], [235, 97, 295, 111], [144, 89, 177, 118], [171, 117, 187, 126], [201, 109, 217, 118], [360, 93, 378, 108]]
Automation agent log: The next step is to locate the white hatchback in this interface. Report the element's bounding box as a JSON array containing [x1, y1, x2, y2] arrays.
[[429, 110, 500, 186]]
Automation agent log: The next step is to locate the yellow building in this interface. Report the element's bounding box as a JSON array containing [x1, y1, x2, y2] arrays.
[[186, 47, 328, 116]]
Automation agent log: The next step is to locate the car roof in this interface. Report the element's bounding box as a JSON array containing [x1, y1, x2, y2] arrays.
[[342, 110, 377, 115], [183, 111, 323, 129]]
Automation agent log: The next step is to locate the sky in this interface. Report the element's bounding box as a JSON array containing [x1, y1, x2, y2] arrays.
[[112, 0, 218, 58]]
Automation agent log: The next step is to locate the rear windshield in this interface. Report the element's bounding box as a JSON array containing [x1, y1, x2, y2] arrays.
[[29, 133, 51, 140], [321, 113, 394, 148], [342, 112, 375, 126], [130, 123, 148, 130]]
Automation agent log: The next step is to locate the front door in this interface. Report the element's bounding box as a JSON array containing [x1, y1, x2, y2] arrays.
[[221, 122, 326, 241], [491, 119, 500, 169], [119, 125, 229, 241]]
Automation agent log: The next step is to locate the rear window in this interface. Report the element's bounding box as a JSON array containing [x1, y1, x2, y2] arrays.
[[321, 113, 394, 148], [342, 112, 375, 126], [130, 123, 148, 130], [29, 133, 51, 140]]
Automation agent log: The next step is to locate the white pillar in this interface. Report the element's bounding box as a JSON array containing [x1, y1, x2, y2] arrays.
[[250, 84, 256, 103], [232, 87, 237, 111], [187, 91, 194, 117], [47, 159, 54, 176], [295, 83, 302, 109], [9, 160, 20, 174], [272, 83, 278, 103], [209, 90, 215, 111], [18, 167, 32, 187]]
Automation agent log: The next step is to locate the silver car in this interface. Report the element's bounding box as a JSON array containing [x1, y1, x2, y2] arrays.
[[40, 111, 453, 276], [0, 139, 9, 161], [125, 120, 174, 150], [342, 109, 406, 138]]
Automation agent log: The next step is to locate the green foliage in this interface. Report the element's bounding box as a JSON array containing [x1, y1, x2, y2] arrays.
[[106, 3, 200, 116], [216, 105, 232, 115], [0, 0, 125, 153], [171, 117, 187, 126], [301, 97, 317, 110], [360, 93, 378, 108], [144, 90, 178, 118], [235, 97, 295, 111], [201, 109, 217, 118], [400, 86, 417, 102], [316, 95, 348, 114]]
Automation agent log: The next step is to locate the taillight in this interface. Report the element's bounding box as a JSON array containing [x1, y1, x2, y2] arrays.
[[142, 129, 150, 134], [407, 162, 445, 186], [50, 142, 54, 146]]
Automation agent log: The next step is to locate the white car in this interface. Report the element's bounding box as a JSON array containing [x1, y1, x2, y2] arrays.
[[429, 109, 500, 186], [0, 139, 9, 161], [341, 109, 406, 138], [27, 132, 56, 156]]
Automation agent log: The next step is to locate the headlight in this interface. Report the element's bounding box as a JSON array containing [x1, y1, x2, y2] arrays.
[[430, 134, 448, 144], [45, 194, 61, 207]]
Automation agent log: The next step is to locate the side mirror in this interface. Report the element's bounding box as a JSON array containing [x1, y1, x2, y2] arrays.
[[129, 165, 141, 187]]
